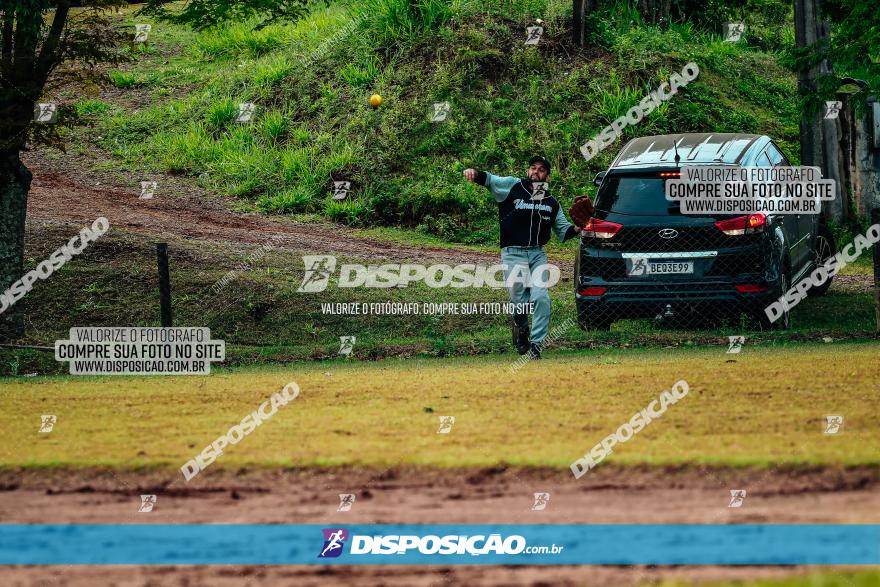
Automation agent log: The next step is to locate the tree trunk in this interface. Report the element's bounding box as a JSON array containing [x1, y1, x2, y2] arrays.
[[575, 0, 600, 47], [793, 0, 846, 223], [637, 0, 671, 25], [0, 149, 32, 340], [573, 0, 585, 46]]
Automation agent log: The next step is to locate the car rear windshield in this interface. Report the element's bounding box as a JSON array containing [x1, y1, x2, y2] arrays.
[[596, 175, 677, 216]]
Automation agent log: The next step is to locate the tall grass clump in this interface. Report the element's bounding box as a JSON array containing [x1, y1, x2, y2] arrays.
[[193, 22, 291, 59], [357, 0, 457, 49]]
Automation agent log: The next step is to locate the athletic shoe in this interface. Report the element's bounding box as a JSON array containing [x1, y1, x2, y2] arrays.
[[528, 342, 542, 360], [512, 318, 530, 354]]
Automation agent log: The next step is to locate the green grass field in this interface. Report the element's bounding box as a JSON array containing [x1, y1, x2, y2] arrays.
[[2, 341, 877, 470]]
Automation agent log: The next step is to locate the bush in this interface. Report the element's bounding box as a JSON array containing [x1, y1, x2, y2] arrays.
[[107, 70, 148, 88], [357, 0, 456, 49], [74, 99, 112, 117], [193, 22, 290, 59], [324, 198, 368, 225], [252, 56, 295, 87], [340, 57, 380, 88], [262, 111, 289, 144], [204, 98, 237, 128], [258, 188, 314, 213]]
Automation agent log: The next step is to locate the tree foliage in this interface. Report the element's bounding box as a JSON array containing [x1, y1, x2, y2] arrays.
[[782, 0, 880, 108], [140, 0, 314, 31], [0, 1, 128, 151]]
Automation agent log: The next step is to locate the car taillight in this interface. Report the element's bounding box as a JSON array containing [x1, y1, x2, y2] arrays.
[[735, 284, 769, 293], [582, 218, 622, 239], [578, 287, 607, 296], [714, 213, 766, 236]]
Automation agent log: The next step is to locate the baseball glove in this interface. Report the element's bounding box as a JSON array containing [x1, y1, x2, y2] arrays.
[[568, 195, 595, 228]]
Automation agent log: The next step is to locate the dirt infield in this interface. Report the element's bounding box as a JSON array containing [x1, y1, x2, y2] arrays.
[[0, 564, 837, 586], [1, 466, 877, 586]]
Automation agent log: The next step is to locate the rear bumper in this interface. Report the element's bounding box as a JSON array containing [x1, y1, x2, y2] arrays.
[[575, 234, 782, 322], [575, 280, 777, 320]]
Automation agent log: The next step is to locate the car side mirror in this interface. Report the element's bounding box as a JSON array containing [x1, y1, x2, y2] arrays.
[[593, 171, 606, 187]]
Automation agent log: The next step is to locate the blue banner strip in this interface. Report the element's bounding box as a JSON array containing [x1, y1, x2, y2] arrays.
[[1, 525, 878, 565]]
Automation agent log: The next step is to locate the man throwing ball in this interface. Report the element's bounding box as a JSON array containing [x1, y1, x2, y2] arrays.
[[463, 156, 588, 359]]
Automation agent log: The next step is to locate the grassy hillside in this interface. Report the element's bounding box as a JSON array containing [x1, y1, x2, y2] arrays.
[[8, 0, 848, 375], [58, 0, 800, 245]]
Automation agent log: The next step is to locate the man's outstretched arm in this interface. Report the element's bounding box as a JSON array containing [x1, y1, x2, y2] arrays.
[[552, 208, 581, 243], [463, 168, 518, 202]]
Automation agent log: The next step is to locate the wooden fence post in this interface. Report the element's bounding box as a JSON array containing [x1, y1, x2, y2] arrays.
[[157, 243, 172, 327]]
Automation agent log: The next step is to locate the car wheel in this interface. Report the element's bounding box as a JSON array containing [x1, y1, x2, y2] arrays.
[[808, 224, 836, 297]]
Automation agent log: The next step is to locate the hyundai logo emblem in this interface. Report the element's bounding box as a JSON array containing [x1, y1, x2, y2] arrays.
[[659, 228, 678, 239]]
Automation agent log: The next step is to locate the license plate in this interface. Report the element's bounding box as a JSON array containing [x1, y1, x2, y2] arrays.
[[647, 261, 693, 274], [628, 260, 694, 276]]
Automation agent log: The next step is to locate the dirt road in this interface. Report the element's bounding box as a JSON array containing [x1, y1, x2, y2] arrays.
[[1, 466, 877, 586], [23, 155, 508, 266]]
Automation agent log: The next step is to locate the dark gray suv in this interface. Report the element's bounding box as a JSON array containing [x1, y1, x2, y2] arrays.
[[575, 133, 836, 330]]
